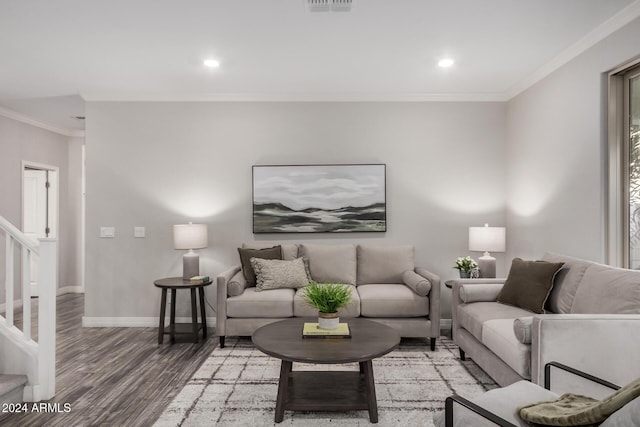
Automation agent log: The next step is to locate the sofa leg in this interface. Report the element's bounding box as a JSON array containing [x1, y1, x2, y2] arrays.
[[459, 349, 466, 361], [430, 337, 436, 351], [219, 336, 225, 348]]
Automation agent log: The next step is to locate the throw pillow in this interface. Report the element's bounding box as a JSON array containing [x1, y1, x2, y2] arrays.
[[402, 270, 431, 296], [251, 257, 311, 291], [497, 258, 564, 314], [513, 316, 533, 344], [237, 245, 282, 285], [519, 376, 640, 426], [227, 270, 247, 297]]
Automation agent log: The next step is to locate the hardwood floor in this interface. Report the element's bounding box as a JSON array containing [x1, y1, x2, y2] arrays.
[[0, 293, 218, 427]]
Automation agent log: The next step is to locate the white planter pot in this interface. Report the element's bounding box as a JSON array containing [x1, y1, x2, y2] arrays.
[[318, 312, 339, 330]]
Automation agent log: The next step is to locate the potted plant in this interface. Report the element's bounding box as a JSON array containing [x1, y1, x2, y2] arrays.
[[302, 282, 352, 329], [454, 256, 478, 278]]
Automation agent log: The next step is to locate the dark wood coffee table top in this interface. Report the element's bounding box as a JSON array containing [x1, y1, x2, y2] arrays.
[[252, 317, 400, 364]]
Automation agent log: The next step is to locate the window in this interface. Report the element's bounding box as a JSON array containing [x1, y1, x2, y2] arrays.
[[608, 60, 640, 268]]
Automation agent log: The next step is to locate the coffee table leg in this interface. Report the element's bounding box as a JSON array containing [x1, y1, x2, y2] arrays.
[[362, 360, 378, 423], [275, 360, 292, 423]]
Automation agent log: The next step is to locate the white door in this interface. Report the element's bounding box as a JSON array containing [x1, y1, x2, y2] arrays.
[[22, 167, 58, 296]]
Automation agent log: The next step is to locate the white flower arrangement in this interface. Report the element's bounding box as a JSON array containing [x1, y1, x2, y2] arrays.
[[454, 256, 478, 272]]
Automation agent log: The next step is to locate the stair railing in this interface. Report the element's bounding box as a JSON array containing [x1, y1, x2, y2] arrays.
[[0, 215, 56, 401]]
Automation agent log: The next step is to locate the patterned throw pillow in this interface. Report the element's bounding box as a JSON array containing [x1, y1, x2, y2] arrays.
[[251, 257, 311, 291]]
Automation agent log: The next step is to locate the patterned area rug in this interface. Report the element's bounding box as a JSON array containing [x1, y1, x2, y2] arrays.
[[154, 337, 496, 426]]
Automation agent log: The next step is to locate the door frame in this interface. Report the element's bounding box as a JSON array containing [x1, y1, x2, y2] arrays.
[[21, 160, 60, 296]]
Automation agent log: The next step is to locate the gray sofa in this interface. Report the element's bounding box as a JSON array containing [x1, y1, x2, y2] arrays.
[[216, 243, 440, 349], [451, 252, 640, 391]]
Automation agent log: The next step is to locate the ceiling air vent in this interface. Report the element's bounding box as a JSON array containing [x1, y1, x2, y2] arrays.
[[307, 0, 352, 12]]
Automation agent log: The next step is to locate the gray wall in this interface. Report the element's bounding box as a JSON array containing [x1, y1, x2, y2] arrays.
[[0, 115, 83, 303], [506, 17, 640, 263], [84, 102, 507, 321]]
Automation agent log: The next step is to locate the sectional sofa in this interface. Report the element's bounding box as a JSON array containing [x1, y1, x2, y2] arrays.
[[451, 252, 640, 391], [216, 243, 441, 349]]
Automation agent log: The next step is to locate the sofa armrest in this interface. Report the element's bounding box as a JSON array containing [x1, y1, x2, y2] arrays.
[[216, 265, 241, 336], [416, 267, 441, 337], [531, 314, 640, 396]]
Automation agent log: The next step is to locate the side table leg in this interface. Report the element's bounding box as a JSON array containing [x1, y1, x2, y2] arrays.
[[158, 289, 167, 344], [362, 360, 379, 423], [275, 360, 292, 423], [199, 287, 207, 339], [170, 289, 177, 343], [191, 288, 198, 343]]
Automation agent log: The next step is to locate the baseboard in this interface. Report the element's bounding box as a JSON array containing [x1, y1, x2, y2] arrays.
[[82, 316, 217, 327], [58, 286, 84, 295], [441, 318, 452, 331], [0, 286, 85, 313]]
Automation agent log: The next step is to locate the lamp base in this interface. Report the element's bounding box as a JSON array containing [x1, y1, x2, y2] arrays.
[[478, 252, 496, 278], [183, 252, 200, 280]]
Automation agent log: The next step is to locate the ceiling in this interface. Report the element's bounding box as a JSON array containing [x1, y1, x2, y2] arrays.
[[1, 0, 638, 134]]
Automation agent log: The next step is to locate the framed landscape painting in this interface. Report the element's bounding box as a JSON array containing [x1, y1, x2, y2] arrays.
[[253, 164, 386, 233]]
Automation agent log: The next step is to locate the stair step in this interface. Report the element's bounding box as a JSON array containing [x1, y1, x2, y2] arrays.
[[0, 374, 28, 404]]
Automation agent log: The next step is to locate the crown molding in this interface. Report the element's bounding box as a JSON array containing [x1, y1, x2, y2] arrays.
[[0, 106, 84, 137], [505, 0, 640, 100], [81, 91, 507, 102]]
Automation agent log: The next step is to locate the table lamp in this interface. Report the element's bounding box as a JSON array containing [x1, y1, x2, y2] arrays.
[[173, 222, 208, 280], [468, 224, 506, 278]]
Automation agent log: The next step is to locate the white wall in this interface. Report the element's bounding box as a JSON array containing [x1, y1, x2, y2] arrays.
[[506, 17, 640, 263], [84, 101, 507, 322], [0, 115, 83, 304]]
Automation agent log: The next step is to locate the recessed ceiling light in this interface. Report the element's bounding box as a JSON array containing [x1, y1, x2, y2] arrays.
[[204, 59, 220, 68], [438, 58, 454, 68]]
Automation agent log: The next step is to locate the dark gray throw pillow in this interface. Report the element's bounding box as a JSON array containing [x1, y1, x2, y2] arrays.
[[238, 245, 282, 285], [497, 258, 564, 314]]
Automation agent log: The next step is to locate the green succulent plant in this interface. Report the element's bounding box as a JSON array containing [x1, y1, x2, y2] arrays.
[[302, 282, 351, 314]]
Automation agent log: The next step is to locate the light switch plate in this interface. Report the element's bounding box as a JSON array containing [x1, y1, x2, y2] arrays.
[[134, 226, 145, 238], [100, 227, 115, 238]]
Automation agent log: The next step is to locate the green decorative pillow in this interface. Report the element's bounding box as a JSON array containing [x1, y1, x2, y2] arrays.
[[519, 377, 640, 427], [237, 245, 282, 285], [497, 258, 564, 314]]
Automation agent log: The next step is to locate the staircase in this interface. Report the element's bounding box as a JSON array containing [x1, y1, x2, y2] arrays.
[[0, 215, 57, 402]]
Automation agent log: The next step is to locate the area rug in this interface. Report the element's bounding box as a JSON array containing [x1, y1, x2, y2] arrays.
[[154, 337, 497, 426]]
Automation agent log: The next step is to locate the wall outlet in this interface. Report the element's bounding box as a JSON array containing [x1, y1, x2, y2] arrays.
[[100, 227, 115, 238], [134, 226, 145, 238]]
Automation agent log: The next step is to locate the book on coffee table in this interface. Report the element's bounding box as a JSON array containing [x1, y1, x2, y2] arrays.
[[302, 322, 351, 338]]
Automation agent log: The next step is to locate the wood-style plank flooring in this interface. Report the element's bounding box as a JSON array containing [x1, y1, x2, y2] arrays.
[[0, 293, 218, 426]]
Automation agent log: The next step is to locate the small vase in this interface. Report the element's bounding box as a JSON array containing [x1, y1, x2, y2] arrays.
[[459, 271, 470, 279], [318, 312, 339, 330]]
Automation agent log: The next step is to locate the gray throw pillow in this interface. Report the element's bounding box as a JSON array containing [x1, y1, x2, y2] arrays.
[[497, 258, 564, 314], [251, 257, 311, 291], [601, 396, 640, 426], [227, 271, 247, 297], [402, 270, 431, 296], [237, 245, 282, 285]]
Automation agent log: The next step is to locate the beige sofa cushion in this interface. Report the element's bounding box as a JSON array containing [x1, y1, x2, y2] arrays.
[[571, 263, 640, 314], [460, 283, 503, 303], [300, 243, 357, 285], [356, 245, 414, 285], [456, 302, 533, 342], [482, 318, 531, 379], [541, 252, 591, 314], [226, 287, 294, 318], [358, 284, 429, 317], [293, 284, 361, 317]]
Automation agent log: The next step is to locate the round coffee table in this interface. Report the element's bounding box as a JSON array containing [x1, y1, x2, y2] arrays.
[[252, 317, 400, 423]]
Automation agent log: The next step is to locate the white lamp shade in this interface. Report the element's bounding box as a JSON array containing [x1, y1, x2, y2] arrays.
[[468, 225, 506, 253], [173, 223, 208, 250]]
